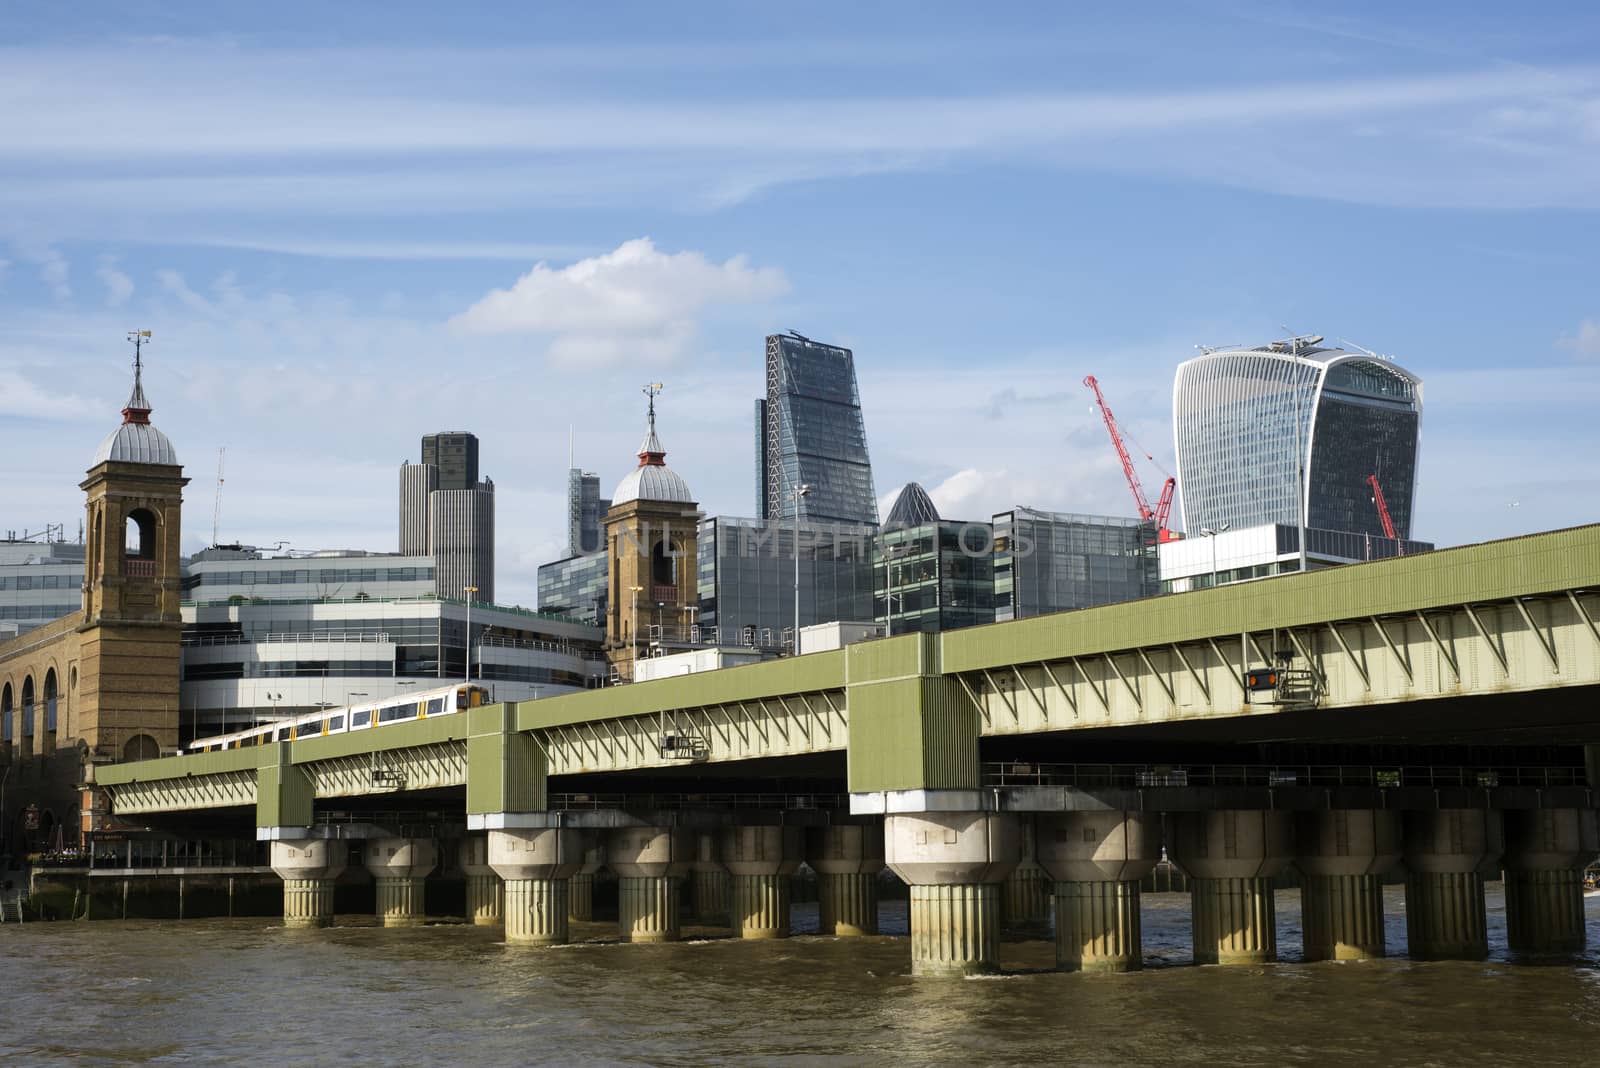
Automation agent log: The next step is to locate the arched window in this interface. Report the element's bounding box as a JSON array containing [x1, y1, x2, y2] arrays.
[[651, 539, 676, 587], [21, 675, 34, 737], [125, 508, 158, 559], [44, 668, 58, 732], [1, 682, 11, 744], [123, 734, 160, 762]]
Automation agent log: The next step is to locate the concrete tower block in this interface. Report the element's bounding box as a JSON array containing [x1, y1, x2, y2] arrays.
[[1502, 808, 1600, 957], [885, 812, 1020, 977], [488, 828, 586, 945], [459, 836, 504, 927], [721, 826, 803, 939], [364, 838, 438, 927], [1037, 811, 1160, 972], [807, 823, 886, 936], [569, 832, 605, 923], [1402, 809, 1502, 961], [271, 839, 349, 929], [1170, 810, 1293, 965], [1295, 810, 1402, 962], [1002, 815, 1052, 934], [607, 827, 693, 943], [690, 831, 730, 927]]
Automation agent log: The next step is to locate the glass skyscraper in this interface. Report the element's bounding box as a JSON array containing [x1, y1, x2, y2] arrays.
[[566, 469, 609, 557], [755, 332, 879, 526], [1173, 338, 1423, 539], [992, 508, 1156, 622]]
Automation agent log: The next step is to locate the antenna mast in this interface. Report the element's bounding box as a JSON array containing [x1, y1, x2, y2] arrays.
[[212, 447, 226, 548]]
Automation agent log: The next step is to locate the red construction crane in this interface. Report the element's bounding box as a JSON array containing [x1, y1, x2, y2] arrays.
[[1365, 474, 1404, 557], [1082, 375, 1179, 542]]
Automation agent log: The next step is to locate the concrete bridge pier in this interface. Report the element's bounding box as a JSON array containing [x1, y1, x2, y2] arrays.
[[568, 833, 605, 923], [721, 826, 802, 939], [1170, 810, 1293, 965], [807, 823, 885, 936], [488, 828, 586, 945], [1002, 815, 1052, 936], [1295, 810, 1402, 961], [885, 812, 1019, 976], [365, 838, 438, 927], [690, 831, 730, 927], [459, 836, 504, 927], [1502, 809, 1599, 958], [270, 839, 349, 929], [1037, 811, 1159, 973], [607, 827, 692, 943], [1402, 809, 1501, 961]]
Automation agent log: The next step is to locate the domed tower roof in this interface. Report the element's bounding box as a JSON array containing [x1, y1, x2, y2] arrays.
[[92, 332, 178, 467], [885, 481, 940, 527], [611, 383, 693, 505]]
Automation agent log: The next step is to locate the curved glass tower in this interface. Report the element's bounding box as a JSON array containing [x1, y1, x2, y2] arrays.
[[1173, 338, 1423, 539]]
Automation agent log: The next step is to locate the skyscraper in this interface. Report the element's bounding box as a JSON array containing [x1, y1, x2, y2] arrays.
[[398, 431, 495, 602], [755, 332, 879, 526], [566, 469, 610, 557], [1173, 337, 1423, 539]]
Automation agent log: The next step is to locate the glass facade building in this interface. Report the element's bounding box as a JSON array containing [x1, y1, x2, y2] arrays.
[[1173, 339, 1423, 539], [566, 469, 610, 557], [697, 516, 876, 649], [537, 551, 609, 626], [876, 520, 995, 635], [755, 333, 879, 526], [992, 508, 1157, 622]]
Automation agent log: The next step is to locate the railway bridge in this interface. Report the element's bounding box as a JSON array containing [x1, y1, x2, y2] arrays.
[[91, 524, 1600, 974]]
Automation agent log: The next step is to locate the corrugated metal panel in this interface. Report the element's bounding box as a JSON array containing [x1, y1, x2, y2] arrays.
[[95, 744, 262, 784], [942, 524, 1600, 675]]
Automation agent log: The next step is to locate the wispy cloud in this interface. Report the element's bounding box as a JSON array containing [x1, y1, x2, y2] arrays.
[[1559, 320, 1600, 360], [95, 256, 133, 306]]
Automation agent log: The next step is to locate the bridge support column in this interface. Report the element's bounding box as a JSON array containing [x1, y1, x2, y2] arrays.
[[808, 823, 885, 936], [1037, 811, 1159, 972], [489, 828, 586, 945], [608, 827, 691, 943], [690, 832, 729, 926], [569, 833, 604, 923], [1402, 809, 1501, 961], [365, 838, 438, 927], [722, 826, 802, 939], [1295, 810, 1401, 962], [1002, 816, 1052, 935], [460, 837, 503, 927], [885, 812, 1019, 976], [270, 839, 348, 929], [1502, 809, 1599, 958], [1170, 810, 1293, 965]]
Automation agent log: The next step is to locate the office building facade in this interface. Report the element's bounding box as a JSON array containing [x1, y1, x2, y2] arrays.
[[537, 552, 608, 627], [992, 508, 1157, 622], [0, 540, 86, 639], [567, 469, 610, 557], [1157, 523, 1435, 593], [398, 431, 496, 603], [755, 332, 879, 526], [1173, 337, 1424, 539]]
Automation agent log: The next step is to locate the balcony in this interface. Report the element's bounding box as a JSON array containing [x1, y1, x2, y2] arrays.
[[125, 557, 155, 579], [651, 584, 677, 603]]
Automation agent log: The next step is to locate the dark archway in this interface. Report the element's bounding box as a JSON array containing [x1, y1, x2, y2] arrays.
[[651, 539, 676, 587], [123, 734, 160, 762], [20, 676, 33, 739], [44, 668, 58, 734], [1, 682, 11, 747], [125, 508, 158, 559]]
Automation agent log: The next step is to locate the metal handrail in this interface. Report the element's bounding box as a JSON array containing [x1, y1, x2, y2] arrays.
[[981, 762, 1589, 790]]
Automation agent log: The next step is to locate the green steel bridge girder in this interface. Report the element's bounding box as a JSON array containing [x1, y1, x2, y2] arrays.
[[90, 524, 1600, 819]]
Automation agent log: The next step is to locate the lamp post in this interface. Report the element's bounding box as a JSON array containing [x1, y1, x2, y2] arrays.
[[462, 586, 478, 684], [881, 541, 908, 637], [1200, 524, 1230, 589], [346, 691, 367, 712], [629, 584, 645, 678], [788, 483, 811, 654]]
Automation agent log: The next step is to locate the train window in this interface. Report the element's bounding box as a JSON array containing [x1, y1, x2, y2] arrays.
[[427, 698, 444, 717], [329, 715, 345, 731], [352, 709, 370, 728], [276, 727, 290, 741], [378, 703, 416, 724]]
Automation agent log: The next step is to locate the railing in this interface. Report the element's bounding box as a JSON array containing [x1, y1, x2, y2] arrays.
[[124, 557, 155, 578], [982, 762, 1590, 790], [182, 631, 392, 647], [548, 792, 846, 811]]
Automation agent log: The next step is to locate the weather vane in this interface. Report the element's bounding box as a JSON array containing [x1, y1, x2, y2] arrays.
[[128, 329, 152, 379]]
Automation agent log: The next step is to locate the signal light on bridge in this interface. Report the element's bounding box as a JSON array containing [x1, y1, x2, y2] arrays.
[[1244, 668, 1280, 692]]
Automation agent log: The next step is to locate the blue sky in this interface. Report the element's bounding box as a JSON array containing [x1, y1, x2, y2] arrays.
[[2, 2, 1597, 606]]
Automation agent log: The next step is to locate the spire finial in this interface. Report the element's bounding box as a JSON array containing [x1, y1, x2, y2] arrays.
[[637, 382, 666, 467], [122, 330, 153, 425]]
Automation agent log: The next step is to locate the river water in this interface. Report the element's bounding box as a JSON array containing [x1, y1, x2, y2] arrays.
[[4, 885, 1600, 1066]]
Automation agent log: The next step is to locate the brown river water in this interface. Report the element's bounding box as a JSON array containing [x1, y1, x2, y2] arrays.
[[3, 885, 1599, 1067]]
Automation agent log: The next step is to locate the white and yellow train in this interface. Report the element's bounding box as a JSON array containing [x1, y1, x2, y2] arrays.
[[186, 682, 491, 752]]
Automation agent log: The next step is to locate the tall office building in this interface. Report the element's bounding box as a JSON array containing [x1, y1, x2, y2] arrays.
[[1173, 337, 1423, 539], [992, 508, 1157, 621], [398, 431, 495, 603], [567, 469, 610, 557], [755, 332, 879, 526]]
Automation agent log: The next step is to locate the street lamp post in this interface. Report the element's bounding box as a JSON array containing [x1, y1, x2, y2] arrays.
[[629, 584, 645, 678], [346, 691, 368, 712], [463, 586, 478, 685], [1200, 524, 1231, 589], [788, 483, 811, 654]]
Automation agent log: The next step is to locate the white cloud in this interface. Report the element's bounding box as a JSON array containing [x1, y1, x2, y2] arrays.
[[1559, 319, 1600, 359], [0, 368, 96, 420], [11, 244, 72, 299], [95, 256, 134, 306], [451, 237, 788, 367], [156, 268, 216, 316]]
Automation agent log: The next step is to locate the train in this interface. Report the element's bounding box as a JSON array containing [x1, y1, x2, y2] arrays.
[[185, 682, 492, 753]]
